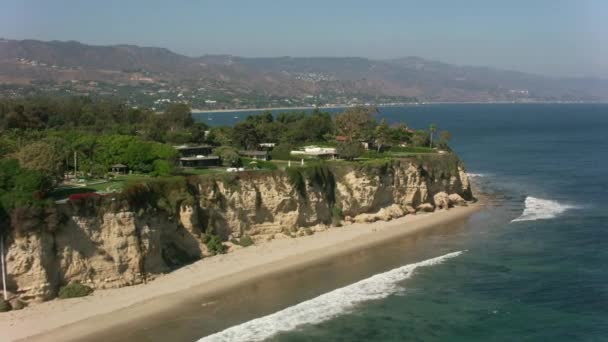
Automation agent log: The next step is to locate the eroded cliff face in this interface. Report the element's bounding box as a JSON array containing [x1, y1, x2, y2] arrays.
[[4, 156, 473, 302]]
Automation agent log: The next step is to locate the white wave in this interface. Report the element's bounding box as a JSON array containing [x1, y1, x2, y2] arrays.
[[466, 173, 486, 178], [198, 251, 464, 342], [512, 196, 578, 222]]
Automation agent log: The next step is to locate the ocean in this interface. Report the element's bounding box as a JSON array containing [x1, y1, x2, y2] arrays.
[[151, 104, 608, 341]]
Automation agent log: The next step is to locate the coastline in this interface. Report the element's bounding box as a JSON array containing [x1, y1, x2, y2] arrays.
[[190, 102, 604, 114], [0, 202, 484, 342], [190, 105, 349, 113]]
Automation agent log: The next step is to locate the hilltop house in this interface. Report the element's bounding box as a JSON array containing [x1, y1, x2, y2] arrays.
[[174, 144, 213, 157], [174, 144, 220, 168], [259, 143, 276, 150], [238, 150, 271, 161], [291, 146, 338, 160], [179, 155, 221, 168]]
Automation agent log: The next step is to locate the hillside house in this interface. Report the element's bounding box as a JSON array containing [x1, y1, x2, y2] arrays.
[[239, 150, 271, 161]]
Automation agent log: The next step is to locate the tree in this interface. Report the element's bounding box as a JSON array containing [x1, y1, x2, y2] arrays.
[[164, 103, 193, 131], [144, 114, 169, 142], [207, 126, 234, 146], [334, 106, 377, 142], [214, 146, 241, 167], [374, 119, 391, 152], [232, 121, 262, 150], [188, 123, 209, 144], [14, 139, 68, 180], [411, 131, 430, 147], [337, 141, 364, 161], [437, 130, 452, 150], [388, 123, 412, 145], [429, 123, 437, 148]]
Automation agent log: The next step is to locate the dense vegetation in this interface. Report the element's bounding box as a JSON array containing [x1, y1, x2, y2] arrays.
[[0, 96, 453, 236]]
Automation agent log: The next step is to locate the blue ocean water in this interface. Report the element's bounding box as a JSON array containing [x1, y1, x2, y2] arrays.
[[195, 104, 608, 341]]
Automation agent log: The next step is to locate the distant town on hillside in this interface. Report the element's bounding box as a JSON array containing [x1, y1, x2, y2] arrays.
[[1, 39, 608, 110]]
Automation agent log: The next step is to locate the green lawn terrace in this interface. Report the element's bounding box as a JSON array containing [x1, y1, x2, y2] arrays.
[[48, 136, 442, 200], [49, 145, 447, 203], [50, 174, 154, 201]]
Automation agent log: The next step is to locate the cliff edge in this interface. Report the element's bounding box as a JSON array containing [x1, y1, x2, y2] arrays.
[[4, 155, 474, 303]]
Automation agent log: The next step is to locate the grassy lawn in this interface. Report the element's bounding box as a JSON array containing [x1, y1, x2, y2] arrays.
[[389, 146, 436, 154], [270, 160, 290, 168], [50, 174, 155, 200], [181, 168, 227, 175]]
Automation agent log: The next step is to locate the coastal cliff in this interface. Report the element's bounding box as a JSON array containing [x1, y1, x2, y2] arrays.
[[4, 155, 473, 303]]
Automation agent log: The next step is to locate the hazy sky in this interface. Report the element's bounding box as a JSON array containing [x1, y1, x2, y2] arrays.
[[3, 0, 607, 78]]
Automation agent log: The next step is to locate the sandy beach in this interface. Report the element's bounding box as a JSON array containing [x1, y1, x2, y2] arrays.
[[0, 203, 483, 342]]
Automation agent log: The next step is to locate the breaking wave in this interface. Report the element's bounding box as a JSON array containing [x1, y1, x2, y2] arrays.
[[198, 251, 465, 342], [512, 196, 578, 222], [466, 173, 487, 178]]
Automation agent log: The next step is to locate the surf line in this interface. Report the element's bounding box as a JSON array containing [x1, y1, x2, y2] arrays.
[[199, 250, 465, 342]]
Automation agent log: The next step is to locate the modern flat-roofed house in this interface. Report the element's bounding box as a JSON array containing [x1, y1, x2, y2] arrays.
[[259, 143, 276, 150], [239, 150, 271, 161], [179, 155, 221, 168], [175, 144, 220, 168], [290, 146, 339, 160], [174, 144, 214, 157]]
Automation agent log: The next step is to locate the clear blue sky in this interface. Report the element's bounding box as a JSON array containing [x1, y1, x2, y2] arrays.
[[3, 0, 607, 78]]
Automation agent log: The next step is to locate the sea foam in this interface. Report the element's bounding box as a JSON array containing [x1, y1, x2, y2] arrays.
[[198, 251, 464, 342], [466, 173, 487, 178], [512, 196, 577, 222]]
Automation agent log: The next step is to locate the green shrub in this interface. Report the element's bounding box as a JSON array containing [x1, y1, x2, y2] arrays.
[[204, 234, 227, 255], [239, 234, 254, 247], [286, 167, 306, 198], [271, 143, 295, 160], [337, 141, 364, 161], [389, 146, 435, 154], [303, 164, 336, 207], [242, 158, 277, 170], [359, 158, 394, 176], [331, 206, 343, 226], [152, 159, 173, 176], [0, 299, 11, 312], [58, 283, 93, 299]]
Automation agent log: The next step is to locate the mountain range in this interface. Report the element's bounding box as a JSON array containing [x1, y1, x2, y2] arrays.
[[1, 39, 607, 106]]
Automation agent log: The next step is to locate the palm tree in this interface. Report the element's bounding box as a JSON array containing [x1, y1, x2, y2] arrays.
[[429, 123, 437, 148]]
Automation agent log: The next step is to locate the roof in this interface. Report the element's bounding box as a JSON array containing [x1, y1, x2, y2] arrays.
[[291, 150, 337, 156], [238, 150, 269, 156], [174, 144, 213, 150], [179, 156, 220, 161], [111, 164, 127, 168]]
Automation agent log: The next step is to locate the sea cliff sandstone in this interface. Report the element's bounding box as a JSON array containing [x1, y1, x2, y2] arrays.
[[3, 156, 474, 302]]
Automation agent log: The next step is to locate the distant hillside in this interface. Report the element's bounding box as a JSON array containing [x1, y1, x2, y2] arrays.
[[1, 39, 607, 107]]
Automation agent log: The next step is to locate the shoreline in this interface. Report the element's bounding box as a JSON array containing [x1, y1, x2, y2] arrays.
[[190, 105, 350, 113], [190, 102, 606, 114], [1, 203, 484, 342]]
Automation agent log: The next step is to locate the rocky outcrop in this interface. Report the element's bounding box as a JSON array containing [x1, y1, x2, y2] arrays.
[[3, 155, 474, 303]]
